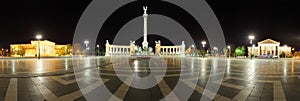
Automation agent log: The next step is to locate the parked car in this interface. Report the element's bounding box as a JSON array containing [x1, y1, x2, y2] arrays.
[[258, 55, 267, 58], [272, 55, 278, 58]]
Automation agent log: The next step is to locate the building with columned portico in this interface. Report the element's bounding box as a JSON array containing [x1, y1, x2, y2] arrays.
[[10, 40, 72, 57], [248, 39, 292, 57]]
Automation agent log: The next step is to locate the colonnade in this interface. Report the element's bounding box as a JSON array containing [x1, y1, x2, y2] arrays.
[[105, 40, 186, 57], [106, 45, 131, 55], [155, 41, 185, 57], [158, 46, 183, 55]]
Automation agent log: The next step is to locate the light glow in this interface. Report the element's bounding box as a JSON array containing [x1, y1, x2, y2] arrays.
[[36, 35, 42, 40]]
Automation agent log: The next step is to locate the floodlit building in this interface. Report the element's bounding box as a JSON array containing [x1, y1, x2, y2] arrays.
[[248, 39, 292, 57], [10, 40, 72, 57]]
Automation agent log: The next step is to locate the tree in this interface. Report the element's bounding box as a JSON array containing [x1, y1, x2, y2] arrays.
[[223, 47, 228, 57], [57, 47, 67, 56], [73, 43, 82, 55], [66, 44, 72, 55], [17, 46, 25, 57], [234, 46, 246, 56], [280, 51, 286, 58]]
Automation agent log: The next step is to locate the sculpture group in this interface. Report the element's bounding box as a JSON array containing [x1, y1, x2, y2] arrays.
[[105, 6, 186, 57]]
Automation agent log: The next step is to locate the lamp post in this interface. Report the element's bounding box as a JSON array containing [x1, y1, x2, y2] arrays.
[[248, 35, 255, 59], [36, 34, 42, 59], [84, 40, 89, 56], [227, 45, 231, 58], [213, 47, 218, 57], [201, 41, 207, 58], [96, 44, 100, 56]]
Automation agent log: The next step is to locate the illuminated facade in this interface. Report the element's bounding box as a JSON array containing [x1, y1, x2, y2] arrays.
[[248, 39, 292, 57], [10, 40, 71, 57]]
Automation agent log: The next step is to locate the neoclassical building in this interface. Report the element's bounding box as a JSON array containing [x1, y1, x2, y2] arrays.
[[248, 39, 292, 57], [10, 40, 71, 57]]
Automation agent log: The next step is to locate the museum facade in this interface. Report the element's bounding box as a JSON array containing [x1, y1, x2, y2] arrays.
[[10, 40, 71, 57], [248, 39, 292, 57]]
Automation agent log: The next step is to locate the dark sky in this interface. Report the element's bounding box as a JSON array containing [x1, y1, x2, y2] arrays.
[[1, 0, 300, 50]]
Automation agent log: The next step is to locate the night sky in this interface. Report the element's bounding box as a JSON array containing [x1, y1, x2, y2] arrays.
[[1, 0, 300, 50]]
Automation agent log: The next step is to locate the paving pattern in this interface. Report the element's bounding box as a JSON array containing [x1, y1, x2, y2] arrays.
[[0, 57, 300, 101]]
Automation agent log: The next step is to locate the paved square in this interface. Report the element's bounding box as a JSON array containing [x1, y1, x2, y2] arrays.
[[0, 57, 299, 101]]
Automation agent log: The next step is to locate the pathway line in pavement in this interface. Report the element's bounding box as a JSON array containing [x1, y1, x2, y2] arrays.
[[156, 76, 180, 101], [5, 78, 17, 101], [181, 79, 231, 100], [58, 79, 109, 101], [274, 81, 286, 100], [109, 75, 134, 101], [33, 77, 109, 101], [232, 86, 252, 101], [32, 78, 58, 101]]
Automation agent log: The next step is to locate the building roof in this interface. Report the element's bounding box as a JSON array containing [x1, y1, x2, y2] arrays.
[[258, 39, 280, 45]]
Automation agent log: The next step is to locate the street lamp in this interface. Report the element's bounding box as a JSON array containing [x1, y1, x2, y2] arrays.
[[36, 34, 42, 59], [84, 40, 89, 48], [248, 35, 255, 59], [201, 41, 207, 48], [213, 47, 218, 57], [201, 41, 207, 58], [96, 44, 100, 56], [84, 40, 89, 56], [227, 45, 231, 58]]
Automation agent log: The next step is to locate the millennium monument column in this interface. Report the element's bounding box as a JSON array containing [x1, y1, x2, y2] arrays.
[[142, 6, 149, 49]]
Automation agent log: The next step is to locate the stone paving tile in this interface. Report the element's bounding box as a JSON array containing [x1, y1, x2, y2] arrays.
[[194, 78, 209, 88], [217, 85, 241, 99], [74, 97, 87, 101], [99, 74, 118, 79], [60, 75, 77, 81], [38, 77, 81, 97], [0, 78, 10, 101], [223, 78, 249, 86], [17, 78, 44, 101], [248, 83, 274, 101], [59, 73, 99, 81], [246, 96, 260, 101], [123, 85, 163, 101], [149, 85, 164, 100], [74, 84, 112, 101], [163, 77, 180, 89], [224, 73, 248, 79], [103, 77, 124, 94], [165, 71, 181, 75], [281, 77, 300, 100], [100, 70, 117, 74], [2, 57, 300, 101], [187, 91, 212, 101]]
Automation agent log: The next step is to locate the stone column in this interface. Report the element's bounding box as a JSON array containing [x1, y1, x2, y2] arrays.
[[112, 47, 114, 55], [173, 48, 175, 55], [142, 6, 149, 49], [181, 41, 186, 57], [124, 48, 126, 55]]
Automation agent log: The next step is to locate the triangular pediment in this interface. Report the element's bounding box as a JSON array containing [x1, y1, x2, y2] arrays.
[[258, 39, 280, 44]]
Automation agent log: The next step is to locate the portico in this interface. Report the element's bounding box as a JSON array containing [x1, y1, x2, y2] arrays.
[[257, 39, 280, 56], [248, 39, 292, 57]]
